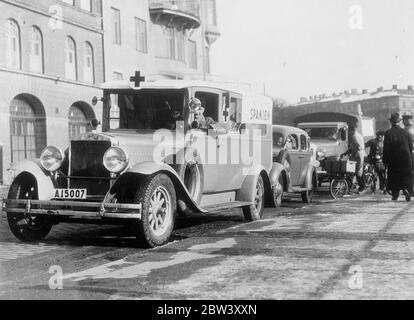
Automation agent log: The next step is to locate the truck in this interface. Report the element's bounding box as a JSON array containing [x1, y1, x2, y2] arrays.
[[295, 112, 376, 182]]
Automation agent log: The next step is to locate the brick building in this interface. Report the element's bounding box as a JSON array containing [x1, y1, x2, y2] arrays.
[[0, 0, 104, 184], [274, 85, 414, 132]]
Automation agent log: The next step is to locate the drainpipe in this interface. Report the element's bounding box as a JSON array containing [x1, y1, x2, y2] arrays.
[[200, 0, 207, 81]]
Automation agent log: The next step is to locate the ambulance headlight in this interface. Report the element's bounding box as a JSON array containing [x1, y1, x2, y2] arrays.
[[103, 147, 129, 173], [40, 146, 64, 172]]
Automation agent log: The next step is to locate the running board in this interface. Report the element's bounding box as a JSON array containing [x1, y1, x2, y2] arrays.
[[202, 201, 252, 213]]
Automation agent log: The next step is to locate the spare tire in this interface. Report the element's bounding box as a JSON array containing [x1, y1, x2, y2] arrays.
[[171, 148, 204, 205]]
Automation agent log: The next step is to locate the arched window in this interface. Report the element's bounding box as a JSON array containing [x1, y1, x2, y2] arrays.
[[65, 37, 77, 80], [10, 96, 46, 162], [69, 104, 90, 139], [29, 26, 43, 73], [83, 42, 94, 83], [6, 19, 21, 69]]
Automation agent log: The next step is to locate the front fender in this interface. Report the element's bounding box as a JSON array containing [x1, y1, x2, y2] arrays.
[[108, 162, 205, 214], [8, 160, 55, 200]]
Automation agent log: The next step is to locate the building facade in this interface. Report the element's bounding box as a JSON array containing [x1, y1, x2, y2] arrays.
[[274, 85, 414, 132], [0, 0, 219, 185], [0, 0, 104, 184], [102, 0, 220, 82]]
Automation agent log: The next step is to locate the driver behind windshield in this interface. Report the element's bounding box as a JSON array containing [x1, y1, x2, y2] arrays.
[[114, 92, 183, 130]]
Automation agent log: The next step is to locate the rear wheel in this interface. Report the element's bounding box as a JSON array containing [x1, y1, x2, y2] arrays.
[[243, 176, 265, 222], [273, 174, 284, 208], [330, 178, 349, 199], [7, 179, 53, 242], [364, 173, 376, 194], [135, 174, 177, 248]]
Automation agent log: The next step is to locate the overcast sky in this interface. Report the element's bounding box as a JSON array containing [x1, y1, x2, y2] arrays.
[[211, 0, 414, 103]]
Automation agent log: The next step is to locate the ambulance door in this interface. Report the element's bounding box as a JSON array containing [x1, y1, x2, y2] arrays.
[[217, 92, 246, 190]]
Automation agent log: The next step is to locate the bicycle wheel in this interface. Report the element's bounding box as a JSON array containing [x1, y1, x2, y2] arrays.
[[364, 173, 376, 194], [330, 178, 349, 199]]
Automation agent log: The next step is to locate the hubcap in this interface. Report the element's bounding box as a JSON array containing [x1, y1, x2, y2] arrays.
[[148, 186, 172, 237]]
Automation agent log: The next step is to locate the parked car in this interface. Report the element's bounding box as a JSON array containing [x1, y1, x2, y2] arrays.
[[3, 74, 288, 248], [272, 125, 319, 205]]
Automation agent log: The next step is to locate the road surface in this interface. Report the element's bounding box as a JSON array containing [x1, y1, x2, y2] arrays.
[[0, 191, 413, 300]]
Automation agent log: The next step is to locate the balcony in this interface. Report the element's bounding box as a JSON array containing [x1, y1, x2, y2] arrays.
[[149, 0, 201, 29]]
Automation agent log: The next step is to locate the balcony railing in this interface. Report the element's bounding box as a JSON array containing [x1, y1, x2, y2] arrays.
[[149, 0, 201, 29]]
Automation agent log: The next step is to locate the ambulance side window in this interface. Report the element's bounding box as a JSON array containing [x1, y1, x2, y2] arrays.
[[229, 97, 242, 132]]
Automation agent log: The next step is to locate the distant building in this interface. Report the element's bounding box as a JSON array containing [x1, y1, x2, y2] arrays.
[[0, 0, 104, 184], [102, 0, 220, 82], [274, 85, 414, 132]]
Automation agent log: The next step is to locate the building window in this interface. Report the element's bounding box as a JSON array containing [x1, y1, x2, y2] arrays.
[[83, 42, 94, 83], [69, 105, 89, 139], [113, 72, 123, 80], [188, 40, 197, 69], [111, 7, 121, 45], [65, 37, 77, 80], [206, 0, 217, 26], [29, 26, 43, 73], [80, 0, 92, 12], [135, 18, 147, 53], [157, 27, 184, 61], [174, 29, 184, 61], [204, 46, 210, 74], [6, 19, 21, 69], [10, 98, 38, 162]]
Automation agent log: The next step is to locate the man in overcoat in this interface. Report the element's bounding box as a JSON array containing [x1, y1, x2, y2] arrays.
[[403, 114, 414, 195], [383, 113, 413, 201]]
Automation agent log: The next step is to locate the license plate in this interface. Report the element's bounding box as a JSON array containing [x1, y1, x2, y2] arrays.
[[54, 189, 87, 199]]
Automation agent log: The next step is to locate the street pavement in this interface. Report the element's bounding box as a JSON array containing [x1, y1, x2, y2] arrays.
[[0, 191, 414, 300]]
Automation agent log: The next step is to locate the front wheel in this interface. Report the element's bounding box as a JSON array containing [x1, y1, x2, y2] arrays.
[[135, 174, 177, 248], [7, 179, 53, 242], [330, 178, 349, 199], [243, 176, 265, 222]]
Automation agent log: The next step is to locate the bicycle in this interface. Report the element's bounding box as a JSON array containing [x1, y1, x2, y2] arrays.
[[328, 158, 376, 199]]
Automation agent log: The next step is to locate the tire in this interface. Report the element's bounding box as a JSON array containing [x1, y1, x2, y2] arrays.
[[302, 172, 316, 204], [273, 174, 284, 208], [135, 174, 177, 248], [7, 179, 53, 242], [243, 175, 265, 222], [330, 178, 349, 199]]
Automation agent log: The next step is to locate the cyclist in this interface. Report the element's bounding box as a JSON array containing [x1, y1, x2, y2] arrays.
[[341, 125, 366, 192]]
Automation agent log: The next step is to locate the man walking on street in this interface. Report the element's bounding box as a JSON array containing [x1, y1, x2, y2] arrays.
[[403, 114, 414, 195], [342, 124, 366, 192], [383, 113, 413, 201]]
